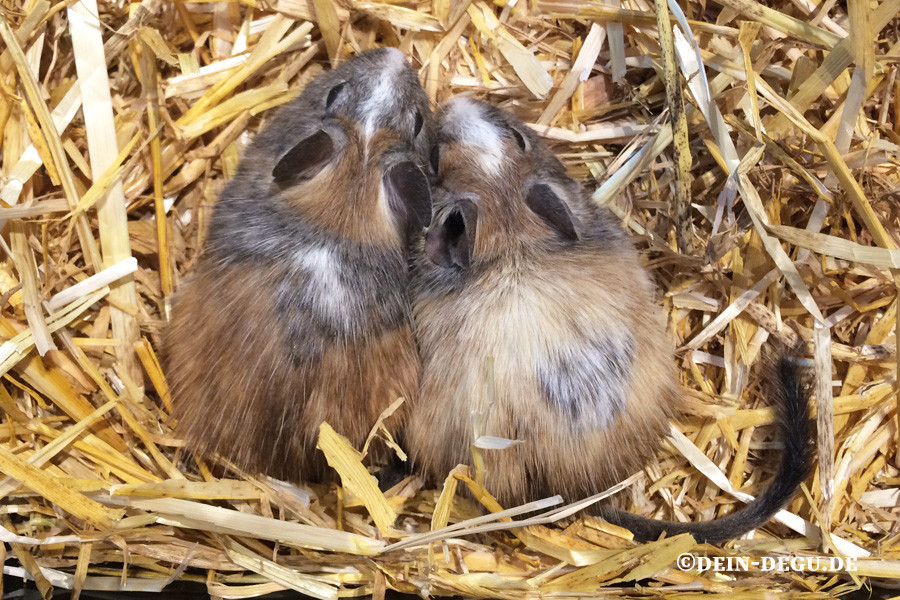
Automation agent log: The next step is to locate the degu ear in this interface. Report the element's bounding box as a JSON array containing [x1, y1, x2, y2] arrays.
[[383, 162, 432, 229], [524, 180, 580, 241], [425, 198, 478, 269], [272, 129, 335, 188]]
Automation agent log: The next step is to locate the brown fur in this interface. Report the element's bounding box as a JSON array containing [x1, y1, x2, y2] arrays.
[[409, 245, 681, 505], [408, 98, 683, 506], [168, 262, 418, 482], [165, 48, 432, 483]]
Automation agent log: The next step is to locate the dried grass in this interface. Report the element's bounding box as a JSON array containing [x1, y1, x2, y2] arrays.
[[1, 0, 899, 597]]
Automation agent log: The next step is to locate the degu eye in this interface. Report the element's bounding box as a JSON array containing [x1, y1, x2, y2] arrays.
[[326, 82, 347, 109], [413, 110, 424, 137], [430, 145, 440, 175]]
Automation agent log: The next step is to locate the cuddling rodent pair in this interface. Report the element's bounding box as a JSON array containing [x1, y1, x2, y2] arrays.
[[166, 48, 813, 544]]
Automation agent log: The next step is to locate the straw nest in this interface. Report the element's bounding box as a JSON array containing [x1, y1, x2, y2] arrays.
[[1, 0, 898, 597]]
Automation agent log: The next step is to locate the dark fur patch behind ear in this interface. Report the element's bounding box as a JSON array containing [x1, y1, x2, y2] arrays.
[[384, 161, 432, 229], [525, 182, 580, 240], [425, 199, 477, 269], [272, 130, 334, 188]]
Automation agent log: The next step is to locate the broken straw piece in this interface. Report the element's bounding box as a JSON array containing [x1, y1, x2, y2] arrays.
[[46, 257, 138, 313]]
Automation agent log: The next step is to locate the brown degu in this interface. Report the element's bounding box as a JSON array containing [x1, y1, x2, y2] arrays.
[[407, 97, 812, 543], [166, 48, 434, 483]]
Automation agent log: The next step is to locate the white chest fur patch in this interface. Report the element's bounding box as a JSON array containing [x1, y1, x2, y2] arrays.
[[442, 97, 505, 174], [293, 246, 351, 326]]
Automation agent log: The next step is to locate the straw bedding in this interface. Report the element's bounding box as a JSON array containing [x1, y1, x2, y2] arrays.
[[0, 0, 898, 597]]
